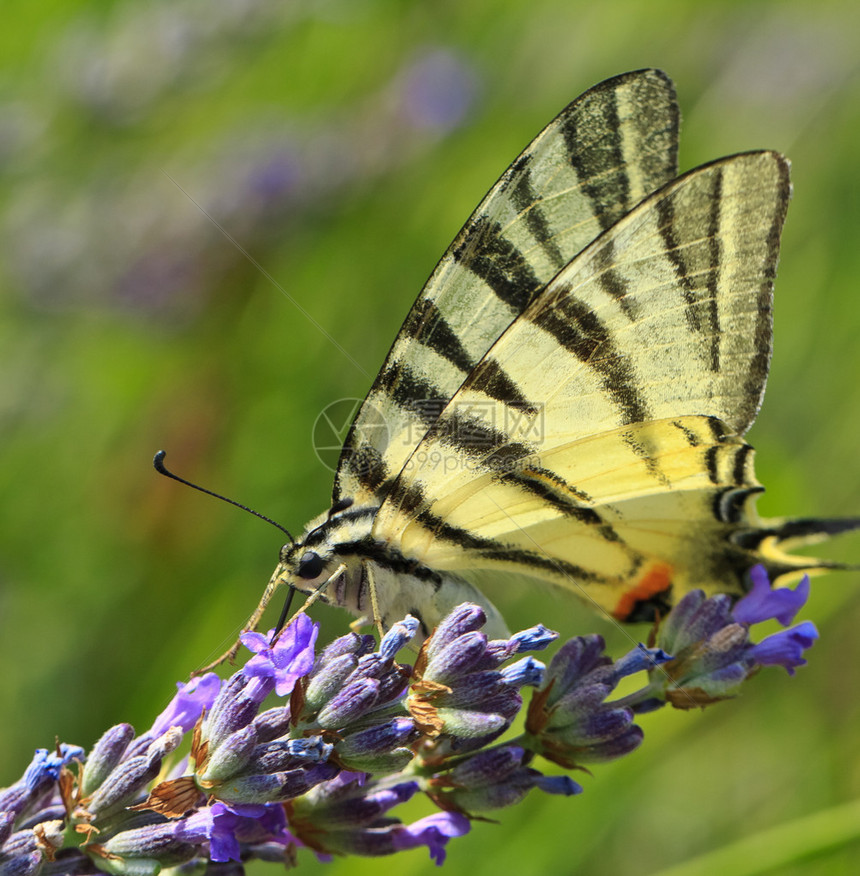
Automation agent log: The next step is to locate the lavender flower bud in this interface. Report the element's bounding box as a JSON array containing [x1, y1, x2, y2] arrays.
[[0, 850, 43, 876], [96, 821, 198, 872], [316, 678, 381, 729], [1, 831, 45, 875], [314, 632, 375, 669], [430, 745, 581, 812], [251, 706, 292, 743], [653, 569, 818, 707], [378, 616, 420, 659], [525, 637, 645, 767], [500, 656, 545, 687], [216, 762, 339, 805], [80, 725, 135, 798], [423, 604, 487, 662], [423, 631, 490, 683], [509, 624, 557, 652], [85, 729, 182, 819], [87, 757, 158, 818], [198, 725, 259, 783], [303, 654, 359, 711], [201, 674, 255, 753], [293, 780, 418, 830], [241, 738, 333, 776], [0, 813, 14, 848], [334, 717, 418, 774]]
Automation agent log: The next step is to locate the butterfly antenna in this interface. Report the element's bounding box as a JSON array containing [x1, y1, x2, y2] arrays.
[[153, 450, 295, 543]]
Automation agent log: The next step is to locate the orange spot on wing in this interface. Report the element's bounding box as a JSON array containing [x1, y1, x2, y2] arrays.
[[613, 563, 673, 620]]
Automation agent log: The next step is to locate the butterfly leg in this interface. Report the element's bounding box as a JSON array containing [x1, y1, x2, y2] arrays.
[[194, 563, 345, 673], [364, 562, 386, 640], [349, 616, 370, 633], [344, 564, 386, 639], [280, 563, 346, 628], [194, 565, 288, 673]]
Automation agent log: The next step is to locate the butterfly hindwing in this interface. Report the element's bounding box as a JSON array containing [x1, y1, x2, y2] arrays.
[[334, 69, 680, 505], [370, 151, 793, 618], [373, 416, 761, 618]]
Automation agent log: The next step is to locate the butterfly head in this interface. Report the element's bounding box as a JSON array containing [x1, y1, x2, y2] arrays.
[[274, 498, 368, 599], [276, 536, 337, 596]]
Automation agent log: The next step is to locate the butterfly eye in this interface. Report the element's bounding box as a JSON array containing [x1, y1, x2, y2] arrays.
[[297, 551, 325, 579]]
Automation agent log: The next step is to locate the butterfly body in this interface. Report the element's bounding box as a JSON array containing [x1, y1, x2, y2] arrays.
[[276, 503, 510, 637], [248, 69, 858, 642]]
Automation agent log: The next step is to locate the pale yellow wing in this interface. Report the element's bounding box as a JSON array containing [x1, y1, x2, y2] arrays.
[[390, 415, 770, 620], [334, 69, 679, 504], [372, 152, 795, 619]]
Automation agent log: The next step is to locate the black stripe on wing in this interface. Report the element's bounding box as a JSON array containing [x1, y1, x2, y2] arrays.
[[562, 86, 629, 232], [507, 156, 566, 270], [451, 215, 543, 312], [656, 165, 723, 372], [399, 297, 474, 375], [414, 510, 604, 583], [530, 294, 651, 426]]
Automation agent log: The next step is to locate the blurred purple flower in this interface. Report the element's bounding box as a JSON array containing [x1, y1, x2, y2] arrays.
[[400, 48, 481, 131]]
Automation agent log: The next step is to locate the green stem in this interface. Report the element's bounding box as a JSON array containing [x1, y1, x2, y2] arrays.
[[649, 796, 860, 876], [611, 682, 665, 710]]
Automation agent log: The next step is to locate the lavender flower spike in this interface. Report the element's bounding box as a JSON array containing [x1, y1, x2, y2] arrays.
[[0, 590, 822, 872]]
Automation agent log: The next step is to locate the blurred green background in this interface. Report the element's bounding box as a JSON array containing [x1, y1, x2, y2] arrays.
[[2, 1, 860, 873]]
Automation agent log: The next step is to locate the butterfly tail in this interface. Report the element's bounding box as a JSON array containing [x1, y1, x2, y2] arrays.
[[738, 516, 860, 581]]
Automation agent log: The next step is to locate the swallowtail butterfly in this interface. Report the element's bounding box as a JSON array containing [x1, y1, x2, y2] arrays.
[[243, 69, 857, 642]]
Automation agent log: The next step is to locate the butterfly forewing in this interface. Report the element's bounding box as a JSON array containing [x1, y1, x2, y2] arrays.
[[334, 69, 680, 505], [369, 151, 792, 618]]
